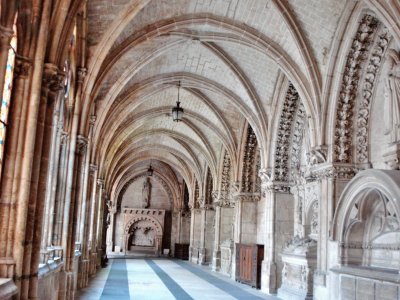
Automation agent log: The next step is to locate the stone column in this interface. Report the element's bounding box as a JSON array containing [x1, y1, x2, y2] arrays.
[[212, 203, 221, 271], [88, 164, 98, 276], [188, 207, 195, 262], [311, 163, 355, 299], [77, 116, 96, 288], [11, 0, 53, 293], [39, 65, 65, 264], [0, 25, 14, 98], [52, 132, 69, 248], [0, 55, 31, 284], [259, 169, 294, 295], [95, 181, 105, 268], [198, 198, 206, 264]]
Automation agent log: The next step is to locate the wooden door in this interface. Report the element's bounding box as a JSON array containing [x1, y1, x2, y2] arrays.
[[239, 245, 252, 282]]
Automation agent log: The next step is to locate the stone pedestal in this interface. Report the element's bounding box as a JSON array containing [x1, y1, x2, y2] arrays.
[[220, 239, 234, 275], [212, 249, 220, 271], [261, 260, 277, 294], [198, 247, 206, 265], [278, 237, 317, 300]]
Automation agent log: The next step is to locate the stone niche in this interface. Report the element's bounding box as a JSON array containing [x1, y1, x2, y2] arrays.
[[330, 169, 400, 299], [123, 208, 165, 256]]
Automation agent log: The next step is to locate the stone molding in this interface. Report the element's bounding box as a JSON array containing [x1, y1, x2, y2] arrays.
[[310, 163, 358, 180], [232, 192, 260, 202]]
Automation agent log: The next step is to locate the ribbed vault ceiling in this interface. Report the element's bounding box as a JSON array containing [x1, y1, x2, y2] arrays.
[[84, 0, 349, 206]]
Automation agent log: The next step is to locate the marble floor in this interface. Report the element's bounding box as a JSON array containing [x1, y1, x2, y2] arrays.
[[77, 258, 279, 300]]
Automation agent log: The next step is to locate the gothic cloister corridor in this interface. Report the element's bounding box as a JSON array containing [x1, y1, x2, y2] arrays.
[[0, 1, 400, 300], [77, 258, 273, 300]]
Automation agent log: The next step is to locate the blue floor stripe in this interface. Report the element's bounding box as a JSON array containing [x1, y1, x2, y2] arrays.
[[100, 259, 130, 300], [173, 260, 268, 300], [146, 259, 194, 300]]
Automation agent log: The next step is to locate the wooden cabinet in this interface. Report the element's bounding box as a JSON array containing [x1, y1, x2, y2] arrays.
[[174, 243, 189, 260], [235, 243, 264, 288]]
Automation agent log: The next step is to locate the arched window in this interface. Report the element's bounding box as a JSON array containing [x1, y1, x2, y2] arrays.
[[0, 21, 17, 170]]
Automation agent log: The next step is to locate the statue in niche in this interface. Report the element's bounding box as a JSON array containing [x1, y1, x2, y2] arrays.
[[142, 177, 151, 208], [385, 51, 400, 143]]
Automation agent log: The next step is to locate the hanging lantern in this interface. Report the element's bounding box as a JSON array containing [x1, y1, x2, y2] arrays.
[[172, 81, 184, 122], [147, 164, 153, 176]]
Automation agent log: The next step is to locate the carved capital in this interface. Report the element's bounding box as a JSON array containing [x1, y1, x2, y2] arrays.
[[383, 144, 400, 170], [42, 63, 66, 93], [0, 25, 14, 47], [89, 115, 97, 126], [233, 192, 261, 203], [307, 146, 327, 166], [311, 163, 357, 180], [258, 168, 272, 184], [89, 164, 98, 174], [97, 179, 105, 187], [76, 135, 88, 155], [60, 131, 69, 145], [14, 55, 32, 78], [214, 197, 235, 208], [77, 67, 87, 83]]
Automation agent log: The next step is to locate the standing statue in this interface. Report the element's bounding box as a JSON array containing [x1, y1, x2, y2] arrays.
[[385, 50, 400, 143], [142, 177, 151, 208]]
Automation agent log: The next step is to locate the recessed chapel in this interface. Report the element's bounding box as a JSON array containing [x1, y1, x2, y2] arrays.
[[0, 1, 399, 299]]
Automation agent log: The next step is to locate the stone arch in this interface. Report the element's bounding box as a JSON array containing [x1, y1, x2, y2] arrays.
[[123, 214, 164, 254], [327, 10, 393, 164], [271, 81, 307, 184], [124, 215, 163, 236], [332, 169, 400, 269]]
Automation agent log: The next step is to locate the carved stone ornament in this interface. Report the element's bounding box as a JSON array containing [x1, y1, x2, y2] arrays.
[[77, 67, 87, 83], [274, 83, 299, 182], [356, 29, 390, 163], [43, 63, 66, 93], [334, 15, 379, 163], [97, 178, 105, 187], [241, 125, 258, 193], [307, 146, 327, 166], [76, 135, 88, 155], [311, 163, 358, 180], [89, 164, 98, 174], [14, 55, 32, 78], [233, 193, 261, 202], [220, 151, 231, 194]]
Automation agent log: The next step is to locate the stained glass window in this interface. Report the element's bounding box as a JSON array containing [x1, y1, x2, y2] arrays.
[[0, 24, 17, 168]]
